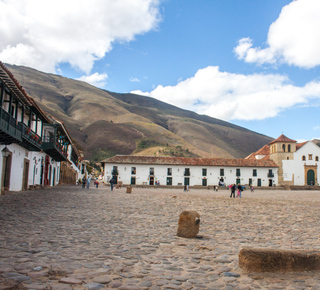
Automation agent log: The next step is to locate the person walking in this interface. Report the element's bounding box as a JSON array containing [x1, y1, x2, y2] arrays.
[[230, 184, 236, 198], [82, 176, 87, 189], [237, 184, 242, 198], [86, 175, 91, 189], [110, 178, 115, 191]]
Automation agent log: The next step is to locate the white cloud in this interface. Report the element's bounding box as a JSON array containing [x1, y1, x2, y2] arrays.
[[0, 0, 161, 74], [131, 66, 320, 121], [129, 77, 140, 83], [77, 72, 108, 88], [234, 0, 320, 68]]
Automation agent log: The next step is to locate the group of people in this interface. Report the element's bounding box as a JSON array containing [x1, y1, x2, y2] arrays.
[[229, 184, 244, 198], [78, 175, 99, 189]]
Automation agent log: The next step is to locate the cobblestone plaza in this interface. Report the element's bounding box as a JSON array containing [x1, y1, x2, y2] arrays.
[[1, 185, 320, 289]]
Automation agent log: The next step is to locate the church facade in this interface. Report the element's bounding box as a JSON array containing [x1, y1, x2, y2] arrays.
[[248, 134, 320, 186]]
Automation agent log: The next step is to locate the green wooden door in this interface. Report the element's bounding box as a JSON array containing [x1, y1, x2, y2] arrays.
[[258, 179, 262, 187], [202, 178, 207, 186], [307, 170, 315, 185]]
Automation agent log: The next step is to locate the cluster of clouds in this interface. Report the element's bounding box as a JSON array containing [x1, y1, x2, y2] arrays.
[[234, 0, 320, 68], [132, 66, 320, 121], [0, 0, 161, 87], [133, 0, 320, 122], [1, 0, 320, 123]]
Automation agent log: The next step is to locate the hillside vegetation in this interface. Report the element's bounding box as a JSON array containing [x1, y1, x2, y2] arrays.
[[6, 64, 273, 160]]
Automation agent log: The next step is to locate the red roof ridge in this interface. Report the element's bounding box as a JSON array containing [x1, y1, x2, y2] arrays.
[[102, 155, 278, 168], [245, 144, 270, 160], [269, 134, 297, 145], [255, 144, 270, 155], [296, 141, 308, 150]]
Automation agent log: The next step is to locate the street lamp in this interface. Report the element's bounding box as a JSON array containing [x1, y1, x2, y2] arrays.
[[2, 146, 10, 158]]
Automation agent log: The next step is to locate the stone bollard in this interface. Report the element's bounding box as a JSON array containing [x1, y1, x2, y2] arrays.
[[239, 247, 320, 273], [126, 186, 132, 194], [177, 210, 200, 238]]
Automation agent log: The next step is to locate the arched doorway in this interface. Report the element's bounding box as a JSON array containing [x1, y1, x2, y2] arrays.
[[307, 169, 315, 185]]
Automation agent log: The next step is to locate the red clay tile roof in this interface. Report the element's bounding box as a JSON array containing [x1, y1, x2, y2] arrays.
[[262, 153, 270, 160], [245, 153, 255, 160], [255, 144, 270, 156], [296, 141, 308, 150], [269, 134, 297, 145], [102, 155, 278, 168], [245, 144, 270, 160]]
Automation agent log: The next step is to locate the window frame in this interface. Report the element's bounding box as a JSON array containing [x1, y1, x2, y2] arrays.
[[253, 169, 257, 177], [202, 168, 207, 176]]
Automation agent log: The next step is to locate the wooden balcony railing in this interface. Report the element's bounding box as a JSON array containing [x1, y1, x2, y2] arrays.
[[0, 107, 22, 144]]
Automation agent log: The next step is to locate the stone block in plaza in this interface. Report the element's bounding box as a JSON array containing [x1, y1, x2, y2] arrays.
[[126, 186, 132, 193], [177, 210, 200, 238], [239, 247, 320, 273]]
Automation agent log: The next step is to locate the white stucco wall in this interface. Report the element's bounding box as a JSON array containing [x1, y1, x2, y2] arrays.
[[28, 151, 60, 187], [0, 144, 26, 191], [104, 163, 278, 187], [0, 144, 61, 191], [282, 141, 320, 185]]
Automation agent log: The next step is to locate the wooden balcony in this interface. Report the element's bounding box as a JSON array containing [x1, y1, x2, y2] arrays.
[[41, 136, 68, 161], [0, 107, 22, 145], [20, 123, 42, 151]]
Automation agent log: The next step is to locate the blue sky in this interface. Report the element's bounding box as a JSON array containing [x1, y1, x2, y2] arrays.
[[1, 0, 320, 142]]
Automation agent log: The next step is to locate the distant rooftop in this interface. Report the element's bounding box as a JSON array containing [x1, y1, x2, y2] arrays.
[[269, 134, 297, 145], [102, 155, 278, 168]]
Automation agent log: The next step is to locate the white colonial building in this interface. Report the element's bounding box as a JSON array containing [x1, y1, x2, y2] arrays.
[[249, 134, 320, 186], [102, 155, 278, 188], [0, 61, 82, 193]]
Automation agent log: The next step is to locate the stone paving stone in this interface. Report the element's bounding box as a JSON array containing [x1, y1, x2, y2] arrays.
[[92, 275, 112, 284], [59, 277, 83, 284]]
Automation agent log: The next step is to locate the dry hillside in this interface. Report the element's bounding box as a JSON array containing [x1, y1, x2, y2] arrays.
[[6, 64, 273, 160]]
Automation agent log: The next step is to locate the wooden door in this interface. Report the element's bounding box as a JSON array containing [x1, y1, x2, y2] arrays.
[[22, 159, 29, 190], [2, 153, 12, 193]]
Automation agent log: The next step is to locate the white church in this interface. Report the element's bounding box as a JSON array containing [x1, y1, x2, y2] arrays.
[[248, 134, 320, 187]]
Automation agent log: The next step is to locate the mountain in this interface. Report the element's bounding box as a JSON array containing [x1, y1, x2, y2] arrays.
[[5, 64, 273, 160]]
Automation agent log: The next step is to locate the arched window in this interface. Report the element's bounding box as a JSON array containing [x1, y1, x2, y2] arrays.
[[282, 144, 286, 152], [316, 156, 319, 162], [288, 144, 291, 152], [302, 155, 306, 161]]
